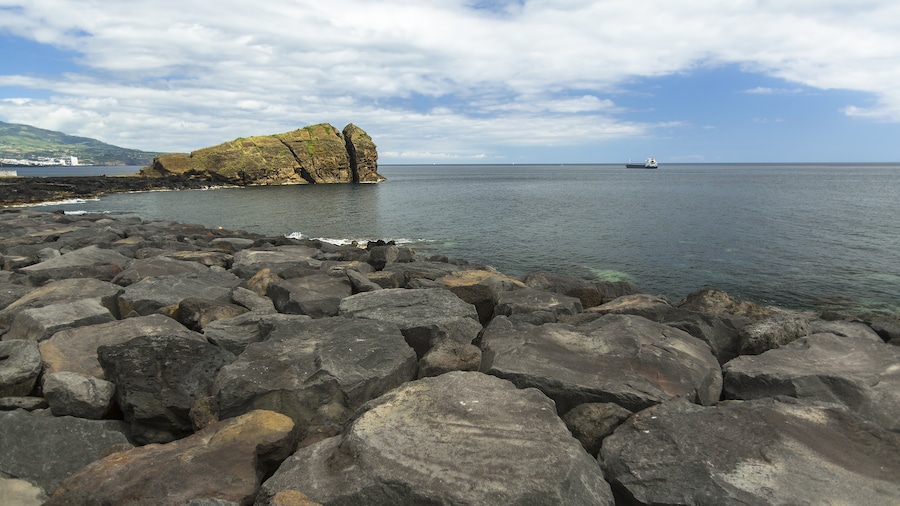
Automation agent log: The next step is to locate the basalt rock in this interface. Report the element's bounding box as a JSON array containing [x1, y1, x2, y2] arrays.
[[141, 123, 384, 185]]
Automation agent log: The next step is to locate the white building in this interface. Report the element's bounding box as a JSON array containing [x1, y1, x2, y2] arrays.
[[70, 156, 79, 166]]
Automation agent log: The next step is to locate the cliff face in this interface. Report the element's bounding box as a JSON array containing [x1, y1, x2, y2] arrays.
[[141, 123, 384, 184]]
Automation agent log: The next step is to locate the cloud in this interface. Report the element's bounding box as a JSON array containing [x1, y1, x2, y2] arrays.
[[1, 0, 899, 161]]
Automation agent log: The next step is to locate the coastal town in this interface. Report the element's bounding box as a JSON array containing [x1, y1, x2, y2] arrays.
[[0, 155, 79, 167]]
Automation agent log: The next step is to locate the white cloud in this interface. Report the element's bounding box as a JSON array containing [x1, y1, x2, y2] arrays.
[[1, 0, 899, 160]]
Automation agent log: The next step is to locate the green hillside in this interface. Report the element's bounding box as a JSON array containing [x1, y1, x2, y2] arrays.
[[0, 120, 163, 166]]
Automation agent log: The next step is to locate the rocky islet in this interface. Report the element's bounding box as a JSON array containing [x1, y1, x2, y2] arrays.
[[0, 208, 897, 505]]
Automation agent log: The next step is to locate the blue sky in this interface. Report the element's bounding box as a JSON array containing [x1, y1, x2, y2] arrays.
[[1, 1, 899, 163]]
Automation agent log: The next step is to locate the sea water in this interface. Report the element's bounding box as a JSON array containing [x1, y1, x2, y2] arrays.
[[24, 163, 900, 313]]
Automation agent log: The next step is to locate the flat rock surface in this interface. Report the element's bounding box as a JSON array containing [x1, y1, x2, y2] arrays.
[[723, 332, 900, 431], [601, 397, 900, 506], [257, 371, 614, 505], [483, 314, 722, 413]]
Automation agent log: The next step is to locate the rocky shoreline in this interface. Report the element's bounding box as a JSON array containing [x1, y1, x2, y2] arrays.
[[0, 175, 217, 206], [0, 209, 898, 505]]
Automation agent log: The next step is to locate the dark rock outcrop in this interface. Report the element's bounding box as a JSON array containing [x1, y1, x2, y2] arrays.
[[141, 123, 384, 185]]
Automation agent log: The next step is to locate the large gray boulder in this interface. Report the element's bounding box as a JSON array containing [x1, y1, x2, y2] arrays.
[[111, 256, 209, 286], [0, 339, 42, 396], [381, 260, 462, 287], [39, 314, 203, 380], [738, 310, 811, 354], [267, 274, 352, 318], [723, 332, 900, 431], [232, 246, 319, 267], [601, 397, 900, 505], [483, 314, 722, 413], [256, 371, 614, 506], [4, 298, 116, 341], [15, 244, 131, 284], [46, 410, 297, 506], [339, 288, 482, 357], [213, 316, 417, 444], [116, 270, 242, 317], [439, 268, 526, 324], [494, 287, 584, 323], [0, 409, 132, 496], [0, 278, 121, 334], [98, 335, 237, 444]]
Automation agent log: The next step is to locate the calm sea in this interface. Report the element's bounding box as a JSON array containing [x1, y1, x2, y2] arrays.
[[19, 163, 900, 314]]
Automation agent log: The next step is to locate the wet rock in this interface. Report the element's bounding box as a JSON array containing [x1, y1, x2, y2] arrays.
[[98, 335, 237, 444], [257, 371, 613, 506], [47, 410, 297, 506], [600, 397, 900, 505], [723, 332, 900, 431], [0, 339, 42, 396], [43, 371, 116, 419], [213, 317, 417, 445], [339, 288, 482, 357], [482, 314, 722, 413]]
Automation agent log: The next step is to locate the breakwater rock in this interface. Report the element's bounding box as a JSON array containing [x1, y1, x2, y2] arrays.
[[0, 209, 898, 505], [141, 123, 384, 185], [0, 175, 214, 207]]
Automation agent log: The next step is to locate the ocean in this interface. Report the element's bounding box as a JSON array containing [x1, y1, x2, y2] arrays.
[[19, 163, 900, 314]]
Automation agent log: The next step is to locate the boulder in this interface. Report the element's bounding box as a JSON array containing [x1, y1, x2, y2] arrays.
[[0, 396, 47, 411], [0, 409, 132, 496], [39, 314, 203, 380], [494, 287, 584, 322], [0, 278, 122, 334], [174, 297, 249, 331], [0, 339, 42, 396], [675, 287, 777, 319], [382, 261, 462, 287], [0, 282, 31, 310], [417, 337, 482, 379], [345, 268, 381, 293], [562, 402, 633, 457], [43, 371, 116, 419], [739, 311, 811, 354], [257, 371, 614, 505], [600, 397, 900, 505], [111, 256, 209, 286], [365, 244, 398, 270], [231, 286, 277, 313], [98, 335, 237, 444], [339, 288, 482, 357], [4, 298, 116, 342], [47, 410, 297, 506], [213, 317, 417, 445], [482, 314, 722, 413], [116, 270, 242, 317], [723, 332, 900, 431], [202, 312, 310, 356], [440, 268, 526, 324], [15, 244, 131, 283], [267, 274, 352, 318], [246, 267, 284, 296], [162, 250, 232, 268], [232, 246, 319, 268]]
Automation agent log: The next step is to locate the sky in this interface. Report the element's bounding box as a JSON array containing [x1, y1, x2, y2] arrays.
[[1, 0, 899, 164]]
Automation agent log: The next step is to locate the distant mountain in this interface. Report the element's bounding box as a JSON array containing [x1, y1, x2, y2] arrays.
[[0, 120, 163, 166]]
